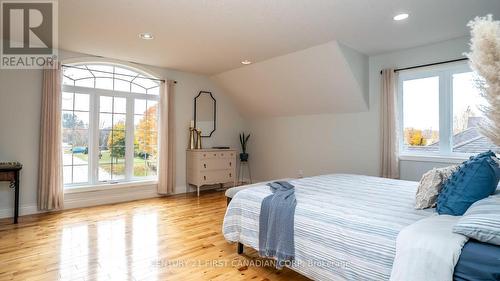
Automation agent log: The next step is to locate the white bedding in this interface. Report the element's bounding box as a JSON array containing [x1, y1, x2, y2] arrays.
[[390, 215, 469, 281], [223, 174, 434, 281]]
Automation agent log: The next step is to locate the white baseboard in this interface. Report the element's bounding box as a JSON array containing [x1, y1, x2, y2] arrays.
[[1, 184, 161, 219], [173, 185, 188, 194], [63, 183, 192, 210], [64, 183, 160, 210], [0, 184, 193, 219], [0, 204, 40, 219]]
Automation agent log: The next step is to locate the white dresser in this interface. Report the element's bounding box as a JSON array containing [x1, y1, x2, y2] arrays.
[[186, 149, 237, 196]]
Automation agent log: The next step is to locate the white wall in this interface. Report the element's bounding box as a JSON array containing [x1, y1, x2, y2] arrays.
[[213, 41, 369, 118], [0, 50, 245, 218], [0, 69, 43, 218], [247, 112, 379, 181], [399, 159, 464, 181], [0, 36, 472, 218], [246, 36, 470, 182]]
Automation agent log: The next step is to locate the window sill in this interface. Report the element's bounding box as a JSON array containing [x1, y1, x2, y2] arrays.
[[399, 154, 468, 164], [64, 180, 158, 194]]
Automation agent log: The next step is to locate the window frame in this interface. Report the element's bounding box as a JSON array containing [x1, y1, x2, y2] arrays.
[[62, 63, 160, 189], [397, 62, 477, 159]]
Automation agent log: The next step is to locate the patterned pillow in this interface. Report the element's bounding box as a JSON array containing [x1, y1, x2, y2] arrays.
[[453, 195, 500, 245], [415, 165, 458, 209]]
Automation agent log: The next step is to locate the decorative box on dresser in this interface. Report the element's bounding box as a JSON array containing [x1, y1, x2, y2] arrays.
[[186, 149, 237, 196]]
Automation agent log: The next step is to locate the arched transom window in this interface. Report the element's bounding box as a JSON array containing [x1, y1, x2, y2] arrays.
[[62, 63, 160, 187]]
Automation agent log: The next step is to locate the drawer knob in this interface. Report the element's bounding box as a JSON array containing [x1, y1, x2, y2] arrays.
[[203, 176, 206, 180], [203, 154, 206, 157], [204, 163, 207, 168], [229, 162, 232, 167], [214, 153, 217, 156], [229, 173, 232, 178]]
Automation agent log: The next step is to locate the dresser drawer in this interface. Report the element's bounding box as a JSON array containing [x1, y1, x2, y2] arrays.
[[218, 151, 236, 159], [199, 170, 234, 184], [224, 170, 235, 181], [196, 151, 233, 159], [199, 158, 234, 171], [193, 151, 236, 159], [196, 152, 217, 159]]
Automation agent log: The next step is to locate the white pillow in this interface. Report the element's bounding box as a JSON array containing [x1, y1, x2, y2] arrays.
[[453, 195, 500, 245], [415, 165, 458, 209]]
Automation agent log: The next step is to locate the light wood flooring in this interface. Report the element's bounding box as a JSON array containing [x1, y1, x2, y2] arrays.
[[0, 191, 309, 281]]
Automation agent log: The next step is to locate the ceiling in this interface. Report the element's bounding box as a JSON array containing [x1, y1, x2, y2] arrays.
[[59, 0, 500, 75], [213, 41, 368, 117]]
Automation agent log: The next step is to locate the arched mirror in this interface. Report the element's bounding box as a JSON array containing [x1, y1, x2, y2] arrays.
[[194, 91, 216, 137]]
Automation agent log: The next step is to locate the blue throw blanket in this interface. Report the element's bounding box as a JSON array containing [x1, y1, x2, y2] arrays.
[[259, 181, 297, 268]]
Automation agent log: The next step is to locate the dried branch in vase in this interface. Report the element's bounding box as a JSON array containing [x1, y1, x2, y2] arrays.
[[466, 15, 500, 145]]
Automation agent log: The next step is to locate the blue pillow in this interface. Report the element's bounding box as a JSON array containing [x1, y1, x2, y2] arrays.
[[437, 151, 500, 216], [472, 151, 497, 160]]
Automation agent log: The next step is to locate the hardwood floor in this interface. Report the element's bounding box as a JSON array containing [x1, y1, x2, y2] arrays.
[[0, 191, 310, 281]]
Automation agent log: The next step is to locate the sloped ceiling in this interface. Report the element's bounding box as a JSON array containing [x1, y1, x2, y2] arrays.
[[58, 0, 500, 74], [55, 0, 499, 118], [212, 41, 368, 118]]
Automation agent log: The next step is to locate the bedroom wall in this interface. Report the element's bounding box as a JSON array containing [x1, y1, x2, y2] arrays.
[[212, 41, 369, 118], [0, 37, 471, 218], [0, 49, 245, 218], [245, 36, 470, 182]]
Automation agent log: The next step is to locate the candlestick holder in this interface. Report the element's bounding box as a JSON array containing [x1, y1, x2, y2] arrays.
[[189, 127, 196, 150], [195, 129, 202, 149]]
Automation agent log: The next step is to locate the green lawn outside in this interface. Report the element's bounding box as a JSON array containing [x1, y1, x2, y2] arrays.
[[70, 150, 155, 177]]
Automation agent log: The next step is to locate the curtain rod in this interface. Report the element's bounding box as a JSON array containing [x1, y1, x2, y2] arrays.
[[61, 64, 177, 84], [379, 58, 469, 75]]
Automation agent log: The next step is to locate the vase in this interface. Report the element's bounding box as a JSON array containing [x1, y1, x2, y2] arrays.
[[239, 153, 249, 162], [195, 129, 202, 149], [188, 127, 196, 150]]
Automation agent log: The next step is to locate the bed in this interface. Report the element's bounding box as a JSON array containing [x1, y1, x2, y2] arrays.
[[223, 174, 435, 281], [454, 240, 500, 281]]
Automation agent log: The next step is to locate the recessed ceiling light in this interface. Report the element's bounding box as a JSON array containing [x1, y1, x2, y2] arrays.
[[393, 13, 409, 21], [139, 32, 154, 40], [241, 60, 252, 65]]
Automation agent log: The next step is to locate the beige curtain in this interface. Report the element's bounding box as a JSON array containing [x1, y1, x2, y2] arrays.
[[380, 69, 399, 179], [38, 65, 64, 210], [157, 80, 175, 195]]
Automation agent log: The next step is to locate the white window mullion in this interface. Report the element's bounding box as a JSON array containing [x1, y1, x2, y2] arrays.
[[87, 93, 93, 185], [439, 71, 453, 155], [125, 97, 134, 180], [90, 93, 100, 185], [63, 85, 159, 101]]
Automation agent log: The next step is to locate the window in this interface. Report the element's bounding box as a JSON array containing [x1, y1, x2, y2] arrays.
[[62, 63, 160, 188], [402, 76, 440, 151], [398, 63, 499, 157]]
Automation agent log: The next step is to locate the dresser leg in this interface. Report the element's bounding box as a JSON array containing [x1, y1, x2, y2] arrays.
[[197, 186, 200, 197]]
